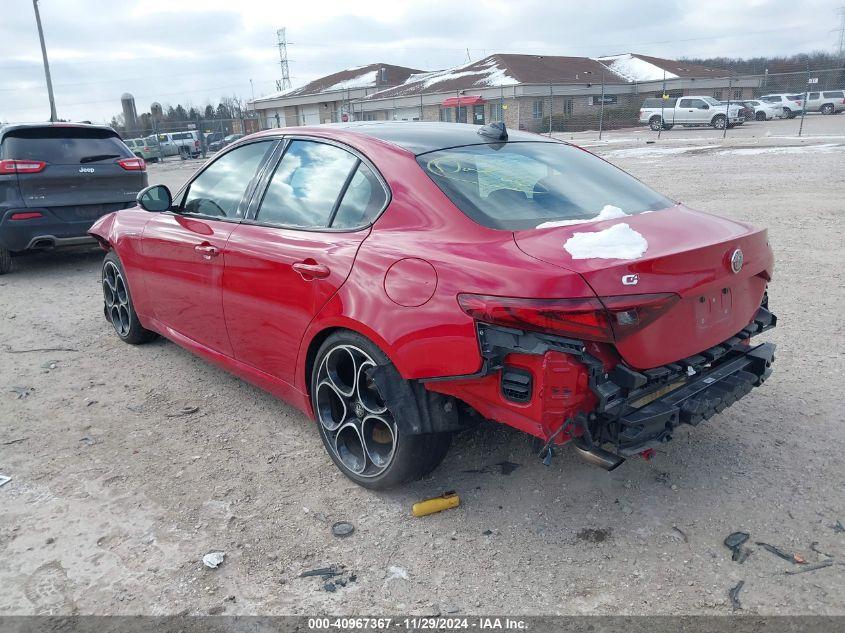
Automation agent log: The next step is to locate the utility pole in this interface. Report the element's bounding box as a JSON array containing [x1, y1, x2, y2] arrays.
[[835, 7, 845, 64], [32, 0, 57, 122], [275, 28, 292, 92]]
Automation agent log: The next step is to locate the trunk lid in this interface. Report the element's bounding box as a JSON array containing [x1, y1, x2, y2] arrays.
[[3, 126, 144, 211], [513, 205, 774, 368]]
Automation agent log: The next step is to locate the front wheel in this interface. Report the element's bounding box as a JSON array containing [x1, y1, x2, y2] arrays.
[[311, 331, 451, 489], [102, 252, 157, 345], [712, 114, 727, 129]]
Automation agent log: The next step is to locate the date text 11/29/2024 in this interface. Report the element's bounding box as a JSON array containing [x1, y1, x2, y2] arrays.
[[307, 617, 528, 630]]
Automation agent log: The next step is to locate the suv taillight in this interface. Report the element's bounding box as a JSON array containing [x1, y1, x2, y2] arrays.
[[0, 159, 47, 174], [117, 157, 145, 171], [457, 293, 679, 343]]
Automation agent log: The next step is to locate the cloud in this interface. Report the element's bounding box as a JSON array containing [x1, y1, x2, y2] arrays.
[[1, 0, 839, 124]]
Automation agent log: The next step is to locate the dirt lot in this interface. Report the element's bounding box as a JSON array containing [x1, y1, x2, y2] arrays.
[[1, 125, 843, 616]]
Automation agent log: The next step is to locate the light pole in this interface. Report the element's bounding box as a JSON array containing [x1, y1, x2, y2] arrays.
[[32, 0, 57, 122]]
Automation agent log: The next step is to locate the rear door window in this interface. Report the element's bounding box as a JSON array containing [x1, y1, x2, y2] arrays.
[[255, 140, 358, 228], [823, 91, 844, 98], [332, 163, 388, 229], [1, 127, 133, 164], [180, 141, 273, 219]]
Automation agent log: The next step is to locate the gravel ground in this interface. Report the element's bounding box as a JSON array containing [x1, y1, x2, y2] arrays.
[[1, 122, 843, 616]]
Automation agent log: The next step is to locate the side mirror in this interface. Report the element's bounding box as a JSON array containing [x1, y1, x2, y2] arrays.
[[701, 104, 710, 110], [137, 184, 172, 212]]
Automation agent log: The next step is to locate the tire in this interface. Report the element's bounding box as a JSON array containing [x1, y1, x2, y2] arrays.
[[649, 116, 663, 131], [755, 111, 766, 121], [782, 108, 793, 119], [311, 330, 451, 489], [0, 246, 11, 275], [101, 251, 157, 345], [712, 114, 727, 129], [821, 104, 834, 115]]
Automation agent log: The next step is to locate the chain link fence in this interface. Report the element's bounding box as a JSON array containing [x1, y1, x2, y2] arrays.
[[119, 117, 261, 161], [255, 67, 845, 141]]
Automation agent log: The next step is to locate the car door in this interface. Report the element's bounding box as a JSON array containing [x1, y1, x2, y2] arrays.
[[223, 138, 388, 383], [141, 140, 276, 355], [676, 98, 695, 123]]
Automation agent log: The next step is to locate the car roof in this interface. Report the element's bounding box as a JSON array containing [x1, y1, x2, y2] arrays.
[[0, 121, 118, 141], [257, 121, 560, 155]]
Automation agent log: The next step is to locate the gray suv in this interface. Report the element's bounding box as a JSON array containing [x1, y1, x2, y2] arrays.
[[0, 123, 147, 274]]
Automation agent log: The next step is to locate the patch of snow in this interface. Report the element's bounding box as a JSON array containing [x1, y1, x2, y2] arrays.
[[324, 70, 379, 92], [604, 145, 719, 159], [536, 204, 628, 229], [404, 58, 519, 92], [716, 143, 844, 156], [563, 223, 649, 260], [594, 54, 678, 82], [386, 565, 409, 581]]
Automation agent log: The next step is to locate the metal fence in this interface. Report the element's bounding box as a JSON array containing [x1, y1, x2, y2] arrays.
[[119, 117, 261, 160], [256, 67, 845, 140]]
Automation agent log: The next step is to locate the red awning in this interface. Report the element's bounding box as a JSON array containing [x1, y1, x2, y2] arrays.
[[441, 95, 484, 107]]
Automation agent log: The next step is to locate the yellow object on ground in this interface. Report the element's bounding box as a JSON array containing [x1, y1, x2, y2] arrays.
[[412, 491, 460, 517]]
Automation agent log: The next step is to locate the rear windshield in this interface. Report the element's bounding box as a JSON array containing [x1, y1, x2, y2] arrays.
[[2, 127, 132, 164], [417, 142, 674, 230]]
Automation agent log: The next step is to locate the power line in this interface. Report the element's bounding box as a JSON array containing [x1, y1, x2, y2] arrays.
[[836, 6, 845, 63]]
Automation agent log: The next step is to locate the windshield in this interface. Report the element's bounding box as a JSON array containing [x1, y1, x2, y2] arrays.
[[1, 127, 133, 164], [417, 142, 674, 230]]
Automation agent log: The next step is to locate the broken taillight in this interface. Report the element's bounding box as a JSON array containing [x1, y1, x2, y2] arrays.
[[457, 292, 679, 342]]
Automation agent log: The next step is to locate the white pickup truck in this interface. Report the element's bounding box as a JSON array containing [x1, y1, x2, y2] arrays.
[[640, 96, 745, 131]]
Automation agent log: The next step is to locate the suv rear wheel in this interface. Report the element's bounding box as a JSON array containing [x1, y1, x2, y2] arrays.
[[0, 247, 11, 275], [311, 330, 451, 489], [782, 107, 793, 118], [755, 111, 766, 121], [649, 116, 664, 131], [821, 104, 834, 115]]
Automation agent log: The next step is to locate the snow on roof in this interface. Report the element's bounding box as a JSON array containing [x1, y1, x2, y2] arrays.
[[594, 54, 678, 82], [368, 57, 520, 99], [325, 70, 379, 92]]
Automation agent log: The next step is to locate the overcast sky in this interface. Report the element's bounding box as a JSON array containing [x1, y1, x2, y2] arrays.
[[1, 0, 842, 123]]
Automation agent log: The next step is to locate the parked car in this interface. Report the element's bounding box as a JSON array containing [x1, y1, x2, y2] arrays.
[[90, 121, 776, 488], [803, 90, 845, 115], [204, 132, 224, 147], [155, 131, 201, 158], [718, 101, 753, 122], [741, 99, 783, 121], [758, 94, 805, 118], [125, 138, 162, 162], [208, 133, 244, 152], [0, 123, 146, 274], [640, 96, 745, 130]]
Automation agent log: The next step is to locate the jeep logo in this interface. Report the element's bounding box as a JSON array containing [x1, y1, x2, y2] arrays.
[[622, 274, 639, 286], [78, 167, 95, 173]]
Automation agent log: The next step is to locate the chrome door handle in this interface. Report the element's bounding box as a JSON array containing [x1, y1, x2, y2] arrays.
[[195, 244, 219, 259], [293, 261, 330, 280]]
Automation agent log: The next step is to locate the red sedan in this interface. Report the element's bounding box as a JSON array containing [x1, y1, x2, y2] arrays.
[[89, 121, 776, 488]]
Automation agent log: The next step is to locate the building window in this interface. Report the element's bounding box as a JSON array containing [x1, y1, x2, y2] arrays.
[[713, 90, 723, 100], [439, 108, 453, 122], [473, 104, 485, 125], [363, 112, 376, 121], [489, 102, 503, 121], [732, 89, 742, 100], [563, 98, 573, 118], [532, 99, 544, 119], [456, 106, 467, 123]]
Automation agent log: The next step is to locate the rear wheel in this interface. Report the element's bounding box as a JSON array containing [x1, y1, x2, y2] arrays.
[[102, 252, 157, 345], [649, 116, 663, 131], [821, 104, 834, 115], [755, 111, 766, 121], [0, 247, 11, 275], [782, 108, 793, 119], [311, 331, 451, 489], [712, 114, 727, 129]]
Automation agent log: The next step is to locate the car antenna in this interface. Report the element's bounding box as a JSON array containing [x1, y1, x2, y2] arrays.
[[477, 121, 507, 141]]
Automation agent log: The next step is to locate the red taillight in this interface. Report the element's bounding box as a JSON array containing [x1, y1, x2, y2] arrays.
[[10, 211, 43, 221], [117, 157, 145, 171], [0, 159, 47, 174], [194, 140, 200, 149], [599, 293, 680, 340], [458, 292, 679, 342]]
